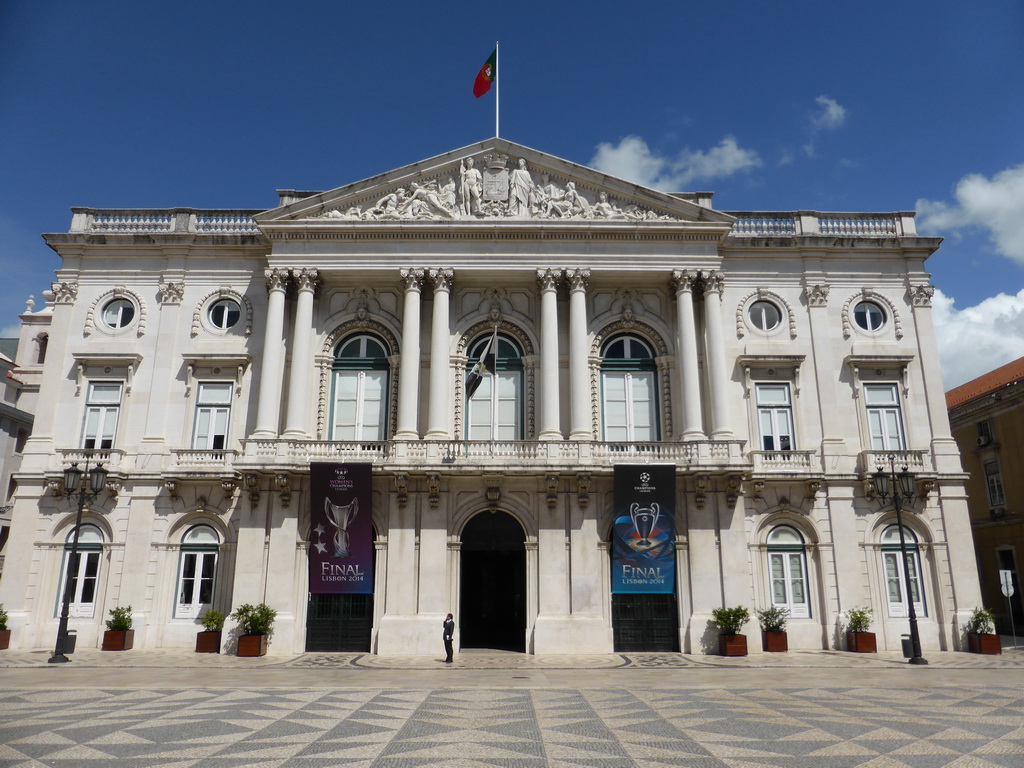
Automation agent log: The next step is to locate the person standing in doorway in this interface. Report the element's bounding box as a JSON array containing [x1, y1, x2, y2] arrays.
[[443, 613, 455, 663]]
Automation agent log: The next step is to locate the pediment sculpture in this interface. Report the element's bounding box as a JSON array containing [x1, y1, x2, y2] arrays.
[[312, 154, 681, 222]]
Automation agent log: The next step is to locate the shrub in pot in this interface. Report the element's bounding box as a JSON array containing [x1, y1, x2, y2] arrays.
[[0, 604, 10, 650], [102, 605, 134, 651], [712, 606, 750, 656], [844, 606, 875, 653], [965, 607, 1001, 655], [231, 603, 276, 657], [756, 606, 789, 652], [196, 608, 226, 654]]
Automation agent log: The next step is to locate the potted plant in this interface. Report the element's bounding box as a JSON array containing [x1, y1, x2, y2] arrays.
[[844, 606, 876, 653], [102, 605, 134, 651], [756, 606, 789, 652], [712, 606, 751, 656], [196, 608, 225, 654], [965, 607, 1001, 655], [231, 603, 276, 657], [0, 604, 10, 650]]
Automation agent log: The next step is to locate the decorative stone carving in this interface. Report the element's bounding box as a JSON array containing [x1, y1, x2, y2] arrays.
[[244, 473, 260, 508], [486, 486, 501, 509], [537, 268, 561, 292], [51, 281, 78, 304], [671, 269, 698, 293], [292, 268, 320, 293], [736, 288, 798, 339], [566, 268, 589, 292], [842, 289, 903, 340], [394, 473, 408, 508], [576, 473, 591, 510], [909, 284, 935, 307], [399, 268, 425, 292], [221, 479, 238, 497], [191, 287, 253, 338], [311, 157, 682, 222], [83, 286, 147, 338], [158, 281, 184, 305], [694, 474, 710, 510], [702, 271, 725, 295], [265, 268, 289, 292], [275, 474, 291, 508], [429, 268, 454, 292], [545, 474, 558, 510], [427, 474, 440, 509], [804, 283, 830, 307], [48, 479, 64, 497], [165, 479, 179, 500], [726, 474, 742, 508]]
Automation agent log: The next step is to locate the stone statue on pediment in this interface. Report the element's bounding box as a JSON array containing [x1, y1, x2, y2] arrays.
[[508, 158, 535, 216], [399, 180, 455, 219], [460, 158, 483, 216]]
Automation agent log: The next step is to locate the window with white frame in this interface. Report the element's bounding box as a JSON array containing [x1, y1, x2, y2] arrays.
[[881, 524, 925, 618], [601, 335, 658, 442], [208, 298, 241, 330], [56, 524, 103, 618], [331, 334, 390, 441], [101, 298, 136, 330], [756, 383, 794, 451], [985, 460, 1005, 507], [176, 525, 219, 619], [853, 300, 886, 331], [748, 300, 782, 332], [766, 525, 810, 618], [192, 382, 233, 450], [466, 333, 523, 440], [82, 382, 123, 450], [864, 383, 905, 451]]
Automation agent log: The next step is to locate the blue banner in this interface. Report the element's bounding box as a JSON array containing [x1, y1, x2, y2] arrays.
[[612, 464, 676, 593]]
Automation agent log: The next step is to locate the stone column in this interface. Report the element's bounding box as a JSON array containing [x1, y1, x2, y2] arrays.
[[672, 270, 706, 440], [283, 268, 318, 439], [253, 269, 289, 437], [394, 269, 424, 440], [537, 269, 562, 440], [567, 269, 591, 440], [425, 269, 453, 439], [703, 271, 732, 438]]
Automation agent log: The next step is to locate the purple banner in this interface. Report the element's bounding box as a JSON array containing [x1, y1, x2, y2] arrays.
[[612, 464, 676, 593], [309, 463, 373, 594]]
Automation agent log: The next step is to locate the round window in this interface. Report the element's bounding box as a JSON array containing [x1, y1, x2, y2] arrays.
[[208, 299, 241, 330], [101, 298, 135, 329], [854, 301, 886, 331], [748, 300, 781, 332]]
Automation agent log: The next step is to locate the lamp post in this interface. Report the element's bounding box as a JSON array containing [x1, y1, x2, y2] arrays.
[[48, 458, 108, 664], [873, 454, 928, 665]]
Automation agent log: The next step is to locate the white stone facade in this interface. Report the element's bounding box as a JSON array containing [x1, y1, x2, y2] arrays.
[[0, 139, 982, 655]]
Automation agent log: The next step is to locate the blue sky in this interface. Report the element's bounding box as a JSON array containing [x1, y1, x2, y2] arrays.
[[2, 0, 1022, 388]]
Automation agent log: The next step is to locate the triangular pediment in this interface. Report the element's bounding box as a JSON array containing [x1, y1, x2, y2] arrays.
[[255, 138, 734, 228]]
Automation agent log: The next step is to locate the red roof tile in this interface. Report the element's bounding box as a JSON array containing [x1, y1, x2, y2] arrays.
[[946, 355, 1024, 409]]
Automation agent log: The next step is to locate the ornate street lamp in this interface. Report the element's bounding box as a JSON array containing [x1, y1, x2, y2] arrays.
[[873, 454, 928, 665], [48, 458, 108, 663]]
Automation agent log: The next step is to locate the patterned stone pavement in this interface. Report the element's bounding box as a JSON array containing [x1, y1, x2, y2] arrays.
[[2, 649, 1024, 766]]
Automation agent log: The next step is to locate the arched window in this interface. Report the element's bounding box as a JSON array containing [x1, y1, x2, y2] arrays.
[[767, 525, 810, 618], [35, 333, 48, 365], [176, 525, 220, 619], [881, 525, 925, 617], [465, 333, 524, 440], [601, 335, 658, 441], [331, 334, 390, 441], [57, 524, 103, 619]]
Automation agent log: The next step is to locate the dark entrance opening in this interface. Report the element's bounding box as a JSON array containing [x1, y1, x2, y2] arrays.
[[611, 593, 680, 652], [460, 511, 526, 652], [305, 528, 375, 652]]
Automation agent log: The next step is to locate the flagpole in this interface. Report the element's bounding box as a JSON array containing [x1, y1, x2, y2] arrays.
[[495, 40, 499, 138]]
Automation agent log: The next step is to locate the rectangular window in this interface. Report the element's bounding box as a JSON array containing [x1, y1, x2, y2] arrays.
[[193, 382, 233, 450], [986, 460, 1006, 507], [176, 550, 217, 618], [864, 383, 905, 450], [977, 420, 994, 446], [756, 383, 794, 451], [332, 370, 387, 441], [82, 382, 122, 450], [768, 551, 810, 618], [883, 551, 925, 618], [467, 371, 521, 440], [58, 551, 101, 619], [602, 371, 656, 441]]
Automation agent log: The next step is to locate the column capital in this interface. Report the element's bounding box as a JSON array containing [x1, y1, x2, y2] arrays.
[[908, 284, 935, 307], [291, 268, 320, 293], [428, 268, 454, 293], [537, 268, 562, 291], [566, 268, 590, 292], [804, 283, 830, 307], [400, 268, 425, 291], [671, 269, 698, 293], [265, 268, 289, 292], [702, 271, 725, 295]]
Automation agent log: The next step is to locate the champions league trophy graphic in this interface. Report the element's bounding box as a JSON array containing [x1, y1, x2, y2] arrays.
[[629, 502, 660, 549], [324, 497, 358, 558]]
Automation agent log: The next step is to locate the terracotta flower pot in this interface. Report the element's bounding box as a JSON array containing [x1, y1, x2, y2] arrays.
[[0, 629, 10, 650], [846, 631, 876, 653], [967, 632, 1001, 655], [102, 629, 134, 651], [762, 630, 788, 652], [237, 634, 268, 657], [195, 631, 222, 654], [719, 634, 748, 656]]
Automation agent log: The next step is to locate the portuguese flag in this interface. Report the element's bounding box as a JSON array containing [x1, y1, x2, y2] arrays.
[[473, 48, 496, 98]]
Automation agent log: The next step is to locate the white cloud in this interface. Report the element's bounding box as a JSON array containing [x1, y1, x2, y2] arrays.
[[917, 164, 1024, 263], [811, 95, 847, 131], [933, 287, 1024, 389], [590, 135, 761, 191]]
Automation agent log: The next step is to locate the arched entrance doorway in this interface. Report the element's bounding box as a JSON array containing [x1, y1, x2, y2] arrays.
[[460, 511, 526, 652]]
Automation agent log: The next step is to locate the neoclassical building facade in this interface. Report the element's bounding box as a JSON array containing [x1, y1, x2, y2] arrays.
[[0, 138, 982, 655]]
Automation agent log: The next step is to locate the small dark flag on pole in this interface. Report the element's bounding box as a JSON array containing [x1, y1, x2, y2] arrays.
[[473, 48, 497, 98], [466, 327, 498, 398]]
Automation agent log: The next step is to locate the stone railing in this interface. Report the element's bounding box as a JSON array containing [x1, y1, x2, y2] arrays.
[[55, 448, 128, 472], [169, 449, 239, 470], [729, 211, 917, 238], [750, 450, 818, 474], [861, 449, 931, 475], [70, 208, 262, 235]]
